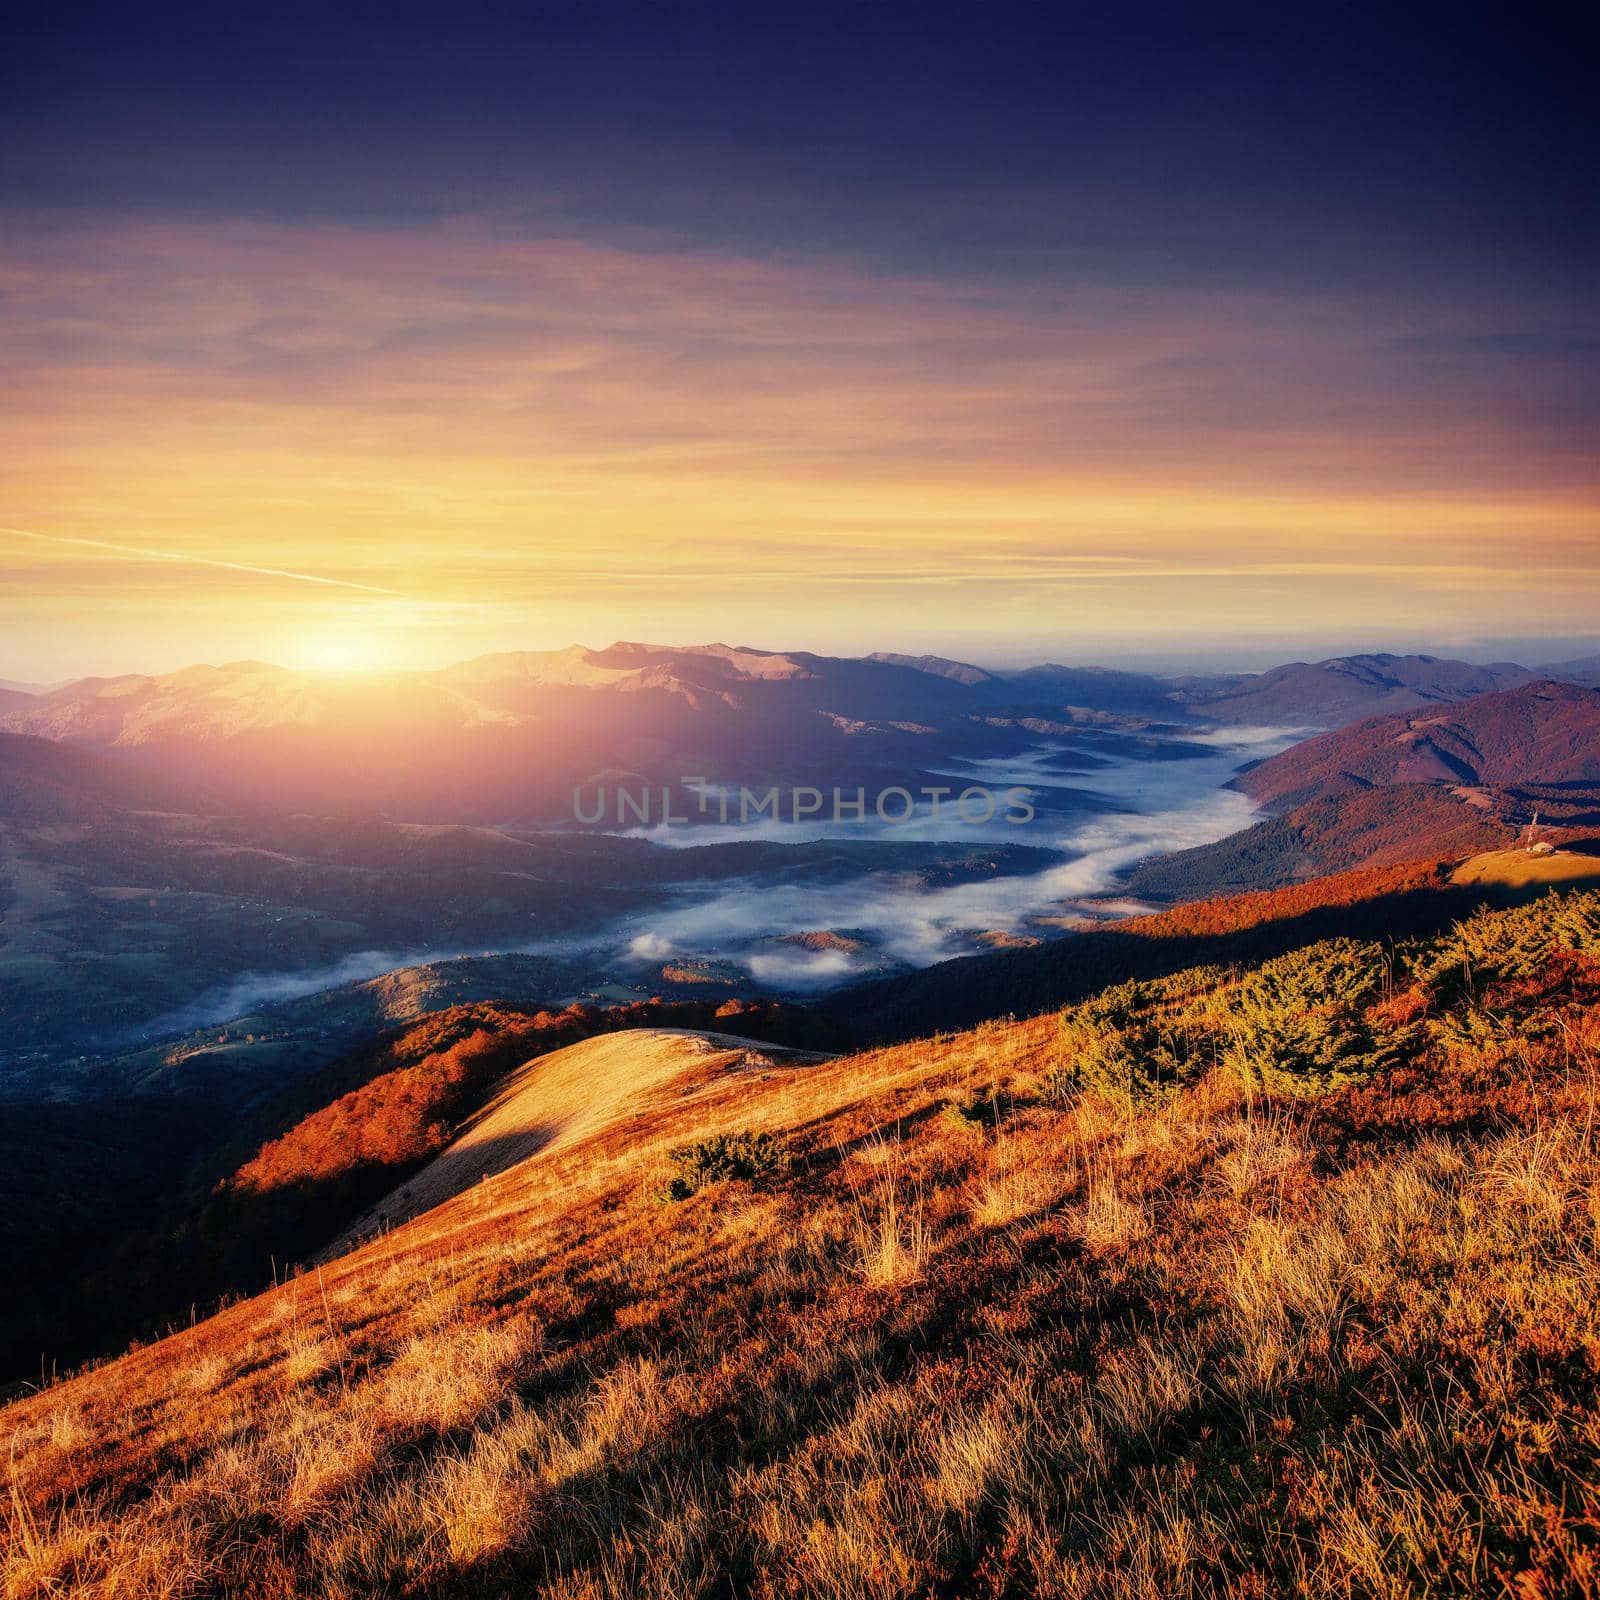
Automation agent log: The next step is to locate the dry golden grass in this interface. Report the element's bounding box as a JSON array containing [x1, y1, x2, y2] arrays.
[[1212, 1109, 1309, 1201], [1072, 1160, 1151, 1254], [844, 1143, 931, 1289], [1452, 846, 1600, 890], [7, 910, 1600, 1598]]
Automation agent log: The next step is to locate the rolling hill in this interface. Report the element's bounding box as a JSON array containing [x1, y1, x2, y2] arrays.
[[1449, 841, 1600, 890], [0, 993, 838, 1380], [1540, 650, 1600, 687], [6, 889, 1598, 1597], [323, 1028, 831, 1254], [1118, 783, 1518, 901], [1234, 678, 1600, 811], [0, 729, 220, 823]]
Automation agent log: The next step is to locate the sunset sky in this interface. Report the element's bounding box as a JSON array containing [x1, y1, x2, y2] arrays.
[[2, 2, 1595, 681]]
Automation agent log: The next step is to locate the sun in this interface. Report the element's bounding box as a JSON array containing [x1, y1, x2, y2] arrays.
[[292, 634, 382, 673]]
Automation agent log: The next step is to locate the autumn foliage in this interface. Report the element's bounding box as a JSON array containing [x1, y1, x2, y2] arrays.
[[1126, 853, 1455, 938], [235, 1018, 544, 1192]]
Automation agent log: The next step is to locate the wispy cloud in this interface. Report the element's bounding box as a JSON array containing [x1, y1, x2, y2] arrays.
[[0, 527, 405, 596], [1, 215, 1595, 671]]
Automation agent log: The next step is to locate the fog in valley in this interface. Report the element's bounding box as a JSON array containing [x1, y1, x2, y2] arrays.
[[150, 725, 1302, 1033]]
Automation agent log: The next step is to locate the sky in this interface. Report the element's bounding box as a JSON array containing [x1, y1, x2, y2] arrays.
[[1, 1, 1596, 680]]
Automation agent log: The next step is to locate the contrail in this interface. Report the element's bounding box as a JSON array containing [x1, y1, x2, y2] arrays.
[[0, 526, 405, 596]]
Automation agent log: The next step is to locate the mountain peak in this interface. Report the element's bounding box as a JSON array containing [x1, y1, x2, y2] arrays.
[[864, 651, 998, 686]]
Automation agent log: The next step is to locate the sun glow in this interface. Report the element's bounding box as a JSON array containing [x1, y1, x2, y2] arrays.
[[290, 633, 385, 674], [3, 218, 1596, 678]]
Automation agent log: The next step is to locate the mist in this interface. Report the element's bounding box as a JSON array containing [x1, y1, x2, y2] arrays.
[[133, 937, 590, 1040], [609, 726, 1299, 983], [129, 725, 1299, 1039]]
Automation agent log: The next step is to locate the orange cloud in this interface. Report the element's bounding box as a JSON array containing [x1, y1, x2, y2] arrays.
[[1, 215, 1595, 676]]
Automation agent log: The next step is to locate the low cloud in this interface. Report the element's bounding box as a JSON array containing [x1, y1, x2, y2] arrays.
[[613, 729, 1293, 975], [131, 728, 1295, 1038], [743, 948, 861, 987], [137, 947, 445, 1037]]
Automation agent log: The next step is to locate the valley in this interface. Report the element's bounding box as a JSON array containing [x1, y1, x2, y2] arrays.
[[9, 649, 1598, 1145], [0, 648, 1321, 1071]]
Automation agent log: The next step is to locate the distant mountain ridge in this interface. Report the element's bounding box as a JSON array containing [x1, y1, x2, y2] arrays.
[[1178, 652, 1534, 727], [864, 651, 1000, 687], [1541, 652, 1600, 687], [0, 728, 221, 823], [0, 643, 1175, 820], [1000, 661, 1185, 718], [0, 642, 1015, 745], [4, 641, 1595, 823], [7, 642, 1562, 748]]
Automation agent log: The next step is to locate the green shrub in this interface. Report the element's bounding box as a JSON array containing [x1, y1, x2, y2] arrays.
[[941, 1087, 1009, 1131], [1412, 890, 1600, 1002], [654, 1131, 783, 1203], [1045, 1017, 1198, 1110], [1208, 939, 1405, 1096]]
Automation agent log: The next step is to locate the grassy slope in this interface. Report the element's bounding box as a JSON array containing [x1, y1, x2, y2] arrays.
[[322, 1029, 832, 1254], [13, 855, 1489, 1383], [1452, 845, 1600, 890], [6, 892, 1600, 1598], [13, 849, 1503, 1357]]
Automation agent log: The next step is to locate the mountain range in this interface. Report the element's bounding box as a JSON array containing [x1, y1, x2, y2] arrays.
[[1172, 652, 1534, 724], [0, 646, 1060, 821], [5, 649, 1600, 1061], [0, 645, 1587, 823]]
